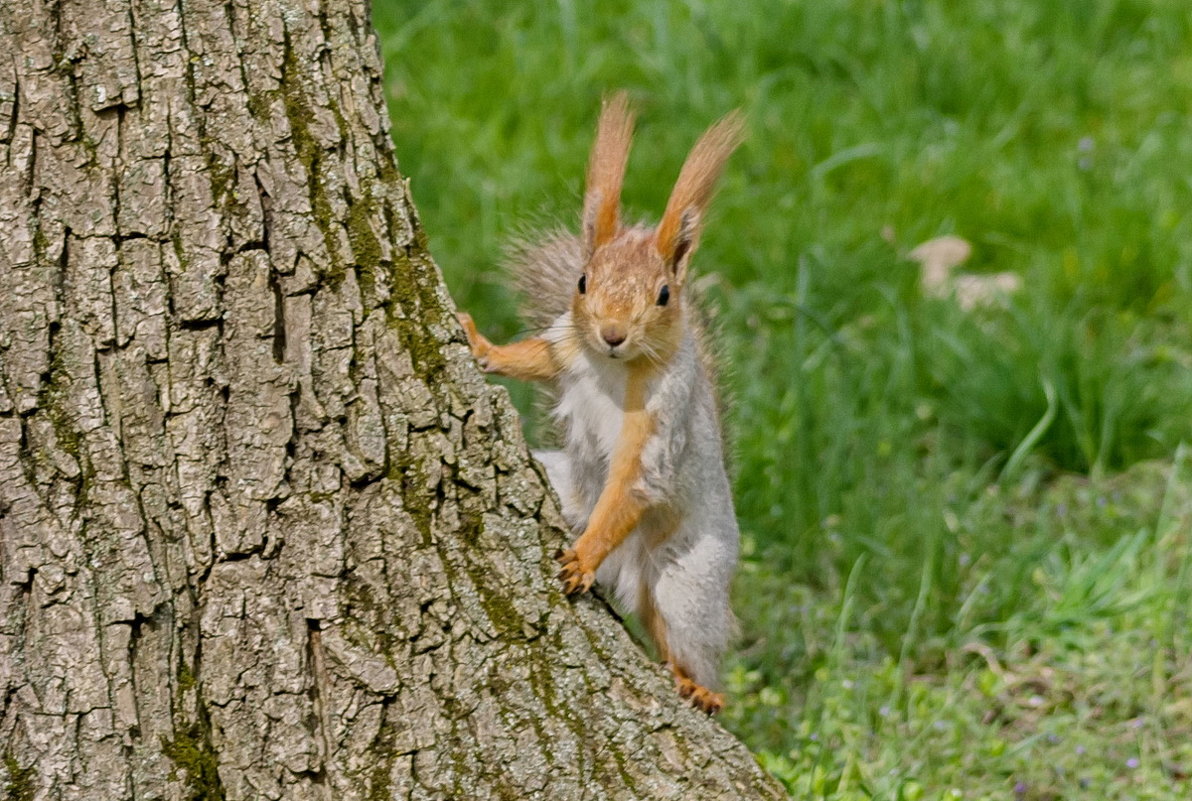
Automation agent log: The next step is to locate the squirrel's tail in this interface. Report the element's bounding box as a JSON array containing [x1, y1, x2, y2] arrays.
[[505, 229, 584, 331]]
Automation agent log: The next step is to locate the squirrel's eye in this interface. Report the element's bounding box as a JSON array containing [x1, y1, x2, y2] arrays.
[[657, 285, 670, 306], [578, 274, 587, 295]]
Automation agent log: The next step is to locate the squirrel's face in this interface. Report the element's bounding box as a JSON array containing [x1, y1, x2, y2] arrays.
[[571, 231, 683, 364], [571, 95, 740, 367]]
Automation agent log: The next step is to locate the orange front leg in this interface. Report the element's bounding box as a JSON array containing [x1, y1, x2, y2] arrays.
[[556, 368, 655, 593], [555, 465, 647, 593], [457, 312, 559, 382]]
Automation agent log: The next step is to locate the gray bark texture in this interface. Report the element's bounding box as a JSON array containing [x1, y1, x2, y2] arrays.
[[0, 1, 787, 799]]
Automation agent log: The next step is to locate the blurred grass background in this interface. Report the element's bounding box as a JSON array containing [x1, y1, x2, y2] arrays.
[[373, 1, 1192, 798]]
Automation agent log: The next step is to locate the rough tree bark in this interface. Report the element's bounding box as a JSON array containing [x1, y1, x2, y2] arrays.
[[0, 1, 787, 798]]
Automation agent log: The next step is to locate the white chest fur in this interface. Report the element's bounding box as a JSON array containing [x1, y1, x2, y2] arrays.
[[554, 348, 628, 463]]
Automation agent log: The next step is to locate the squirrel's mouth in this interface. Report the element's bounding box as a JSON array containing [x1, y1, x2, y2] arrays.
[[604, 343, 635, 360], [588, 333, 628, 360]]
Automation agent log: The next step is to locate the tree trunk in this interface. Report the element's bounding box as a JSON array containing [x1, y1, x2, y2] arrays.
[[0, 1, 785, 798]]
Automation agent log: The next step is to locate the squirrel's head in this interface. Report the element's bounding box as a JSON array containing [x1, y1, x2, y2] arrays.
[[572, 229, 683, 363], [572, 92, 743, 364]]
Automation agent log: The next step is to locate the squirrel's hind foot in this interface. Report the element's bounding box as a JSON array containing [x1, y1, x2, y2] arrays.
[[677, 676, 724, 715], [672, 671, 724, 715]]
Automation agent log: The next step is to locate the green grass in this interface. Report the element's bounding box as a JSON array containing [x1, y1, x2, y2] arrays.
[[374, 1, 1192, 797]]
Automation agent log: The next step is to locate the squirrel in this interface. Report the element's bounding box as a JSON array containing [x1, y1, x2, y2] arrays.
[[457, 93, 743, 714]]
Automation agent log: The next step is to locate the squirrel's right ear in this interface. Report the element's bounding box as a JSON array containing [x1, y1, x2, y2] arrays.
[[655, 111, 744, 282], [582, 92, 635, 257]]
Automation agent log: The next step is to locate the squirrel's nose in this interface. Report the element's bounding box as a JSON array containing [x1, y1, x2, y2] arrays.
[[600, 324, 627, 347]]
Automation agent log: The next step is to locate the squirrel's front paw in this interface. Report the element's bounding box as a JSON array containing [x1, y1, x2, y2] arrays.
[[554, 548, 596, 595], [456, 312, 492, 369]]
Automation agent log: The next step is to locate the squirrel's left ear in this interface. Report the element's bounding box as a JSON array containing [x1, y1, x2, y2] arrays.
[[655, 111, 744, 282]]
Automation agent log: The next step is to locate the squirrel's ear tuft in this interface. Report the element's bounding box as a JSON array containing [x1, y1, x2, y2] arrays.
[[582, 92, 636, 257], [655, 110, 744, 280]]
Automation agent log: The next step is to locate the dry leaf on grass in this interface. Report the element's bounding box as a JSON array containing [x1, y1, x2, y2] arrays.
[[907, 234, 1020, 309], [909, 235, 974, 294]]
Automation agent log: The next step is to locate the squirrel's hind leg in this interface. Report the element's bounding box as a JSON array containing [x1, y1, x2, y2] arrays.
[[638, 580, 725, 715]]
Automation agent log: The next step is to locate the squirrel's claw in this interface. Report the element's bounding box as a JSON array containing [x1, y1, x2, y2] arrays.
[[555, 548, 595, 595], [456, 311, 476, 340], [456, 312, 492, 369], [674, 674, 725, 715]]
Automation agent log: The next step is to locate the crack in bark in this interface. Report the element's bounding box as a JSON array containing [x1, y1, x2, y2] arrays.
[[305, 621, 334, 773]]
